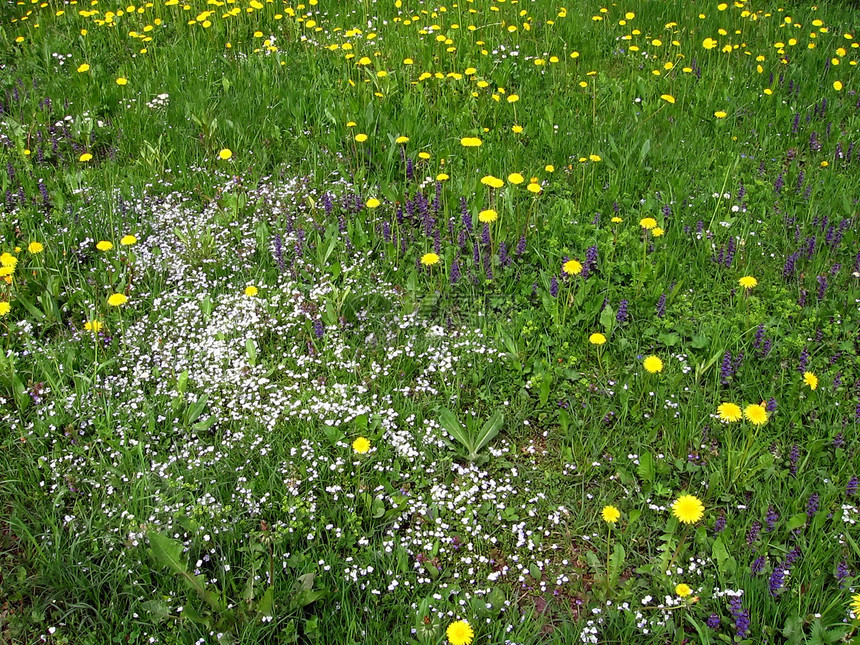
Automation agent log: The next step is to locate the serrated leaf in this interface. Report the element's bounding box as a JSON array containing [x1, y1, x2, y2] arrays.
[[257, 586, 274, 617], [147, 530, 188, 577], [140, 599, 172, 623]]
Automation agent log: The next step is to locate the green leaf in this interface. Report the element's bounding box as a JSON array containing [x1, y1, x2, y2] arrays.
[[609, 543, 626, 588], [599, 305, 615, 335], [438, 407, 473, 454], [257, 586, 275, 618], [712, 537, 734, 574], [246, 339, 257, 366], [529, 563, 542, 581], [192, 415, 217, 433], [637, 452, 655, 483], [185, 393, 209, 426], [472, 410, 503, 457], [785, 512, 807, 532], [539, 374, 551, 406], [147, 530, 188, 577], [639, 138, 651, 165], [140, 599, 172, 623]]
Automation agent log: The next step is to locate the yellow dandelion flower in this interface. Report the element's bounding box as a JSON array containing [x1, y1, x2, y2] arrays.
[[84, 320, 103, 333], [602, 505, 620, 523], [660, 94, 676, 104], [77, 63, 91, 73], [563, 259, 582, 276], [714, 111, 728, 118], [0, 302, 10, 317], [116, 77, 128, 85], [739, 276, 758, 289], [79, 153, 93, 162], [589, 333, 607, 345], [218, 149, 232, 160], [744, 404, 768, 426], [421, 252, 440, 266], [395, 136, 409, 144], [717, 402, 742, 423], [526, 183, 542, 194], [833, 80, 843, 91], [507, 173, 524, 185], [643, 355, 663, 373], [446, 621, 474, 645], [244, 286, 259, 297], [365, 198, 381, 208], [354, 133, 368, 142], [27, 242, 44, 254], [96, 241, 113, 252], [480, 175, 504, 189], [671, 495, 705, 524], [478, 209, 498, 223], [803, 371, 818, 390], [460, 137, 482, 147], [120, 235, 137, 246], [352, 437, 371, 454], [639, 217, 657, 230], [107, 293, 128, 307], [675, 583, 692, 597]]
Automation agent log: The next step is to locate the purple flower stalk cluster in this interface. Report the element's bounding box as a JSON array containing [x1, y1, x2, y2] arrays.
[[783, 251, 799, 279], [836, 561, 850, 587], [816, 275, 827, 301], [656, 293, 666, 318], [789, 444, 801, 477], [581, 245, 598, 279], [746, 521, 762, 547], [720, 351, 734, 386], [751, 556, 766, 576], [730, 597, 750, 638], [713, 512, 727, 535], [616, 300, 629, 324], [798, 347, 809, 374], [765, 506, 779, 532], [806, 493, 819, 518], [712, 237, 736, 267]]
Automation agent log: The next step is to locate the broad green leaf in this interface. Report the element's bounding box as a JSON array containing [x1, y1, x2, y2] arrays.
[[609, 543, 626, 588], [438, 407, 473, 454], [147, 530, 188, 577], [473, 410, 503, 456], [785, 512, 807, 532], [637, 452, 655, 483]]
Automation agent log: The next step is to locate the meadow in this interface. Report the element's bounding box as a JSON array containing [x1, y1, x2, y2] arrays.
[[1, 0, 859, 642]]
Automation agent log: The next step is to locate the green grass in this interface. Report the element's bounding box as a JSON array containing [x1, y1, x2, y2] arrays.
[[1, 0, 860, 643]]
